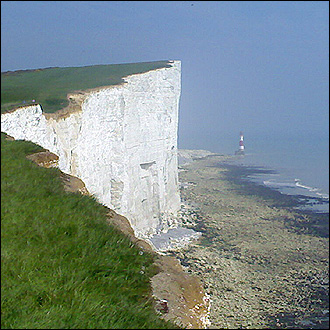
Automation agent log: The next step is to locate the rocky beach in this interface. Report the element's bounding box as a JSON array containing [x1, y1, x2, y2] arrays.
[[169, 151, 329, 329]]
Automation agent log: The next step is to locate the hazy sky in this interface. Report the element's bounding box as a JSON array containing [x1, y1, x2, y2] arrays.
[[1, 1, 329, 153]]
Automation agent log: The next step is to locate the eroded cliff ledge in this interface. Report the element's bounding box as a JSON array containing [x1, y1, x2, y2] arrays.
[[1, 61, 181, 239]]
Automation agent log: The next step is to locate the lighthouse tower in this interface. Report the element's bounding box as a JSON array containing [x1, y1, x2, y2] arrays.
[[239, 131, 244, 151], [235, 131, 245, 155]]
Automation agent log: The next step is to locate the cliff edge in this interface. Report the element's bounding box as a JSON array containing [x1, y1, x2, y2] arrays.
[[1, 61, 181, 239]]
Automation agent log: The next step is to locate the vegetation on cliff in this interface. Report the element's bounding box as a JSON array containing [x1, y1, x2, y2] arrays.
[[1, 133, 178, 329], [1, 61, 171, 113]]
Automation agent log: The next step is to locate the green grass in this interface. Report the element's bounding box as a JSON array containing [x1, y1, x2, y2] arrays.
[[1, 133, 179, 329], [1, 61, 171, 113]]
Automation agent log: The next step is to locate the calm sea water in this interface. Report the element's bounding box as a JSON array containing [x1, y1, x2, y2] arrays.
[[201, 131, 329, 213]]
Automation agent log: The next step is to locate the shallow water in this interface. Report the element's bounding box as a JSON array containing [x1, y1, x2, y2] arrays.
[[224, 155, 329, 214], [148, 227, 201, 252], [194, 131, 329, 208]]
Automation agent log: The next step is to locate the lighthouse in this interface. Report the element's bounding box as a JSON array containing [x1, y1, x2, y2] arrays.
[[235, 131, 245, 155], [239, 131, 244, 151]]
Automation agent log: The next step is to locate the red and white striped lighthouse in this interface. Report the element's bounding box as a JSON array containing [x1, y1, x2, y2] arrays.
[[239, 131, 244, 151], [235, 131, 245, 155]]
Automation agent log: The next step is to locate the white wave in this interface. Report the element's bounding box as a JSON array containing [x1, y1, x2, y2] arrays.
[[316, 192, 329, 200], [263, 180, 296, 188], [263, 178, 329, 201], [293, 179, 329, 200], [294, 179, 320, 192]]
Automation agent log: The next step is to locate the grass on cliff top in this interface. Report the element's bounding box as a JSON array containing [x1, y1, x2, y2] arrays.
[[1, 133, 178, 329], [1, 60, 172, 114]]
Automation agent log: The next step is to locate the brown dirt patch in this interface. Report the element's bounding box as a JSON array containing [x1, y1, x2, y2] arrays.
[[26, 151, 59, 168], [43, 92, 86, 121], [151, 255, 210, 329]]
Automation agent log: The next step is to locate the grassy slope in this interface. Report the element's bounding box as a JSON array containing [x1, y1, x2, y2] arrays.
[[1, 133, 178, 329], [1, 61, 171, 113]]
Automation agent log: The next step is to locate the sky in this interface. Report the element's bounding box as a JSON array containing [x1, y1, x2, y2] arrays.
[[1, 1, 329, 153]]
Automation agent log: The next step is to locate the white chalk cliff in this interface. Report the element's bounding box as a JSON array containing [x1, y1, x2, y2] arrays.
[[1, 61, 181, 238]]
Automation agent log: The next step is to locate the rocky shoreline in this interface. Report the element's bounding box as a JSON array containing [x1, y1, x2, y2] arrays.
[[26, 146, 329, 329], [170, 152, 329, 329]]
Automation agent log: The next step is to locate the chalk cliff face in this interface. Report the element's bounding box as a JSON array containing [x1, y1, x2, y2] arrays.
[[1, 61, 181, 238]]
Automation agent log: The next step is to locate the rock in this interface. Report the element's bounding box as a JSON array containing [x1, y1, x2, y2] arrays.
[[155, 299, 169, 314], [147, 227, 202, 252], [151, 255, 211, 329], [26, 151, 59, 168], [1, 61, 182, 239]]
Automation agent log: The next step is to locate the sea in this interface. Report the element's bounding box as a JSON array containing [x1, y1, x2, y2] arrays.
[[201, 130, 329, 214]]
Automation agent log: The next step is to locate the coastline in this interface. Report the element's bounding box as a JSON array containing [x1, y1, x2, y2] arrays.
[[172, 151, 329, 329], [20, 145, 329, 329]]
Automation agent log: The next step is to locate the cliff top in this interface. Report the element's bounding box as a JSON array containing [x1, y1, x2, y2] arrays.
[[1, 60, 173, 114]]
